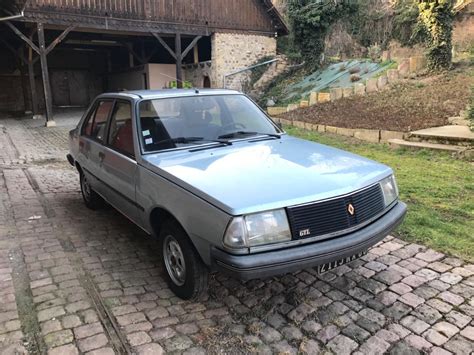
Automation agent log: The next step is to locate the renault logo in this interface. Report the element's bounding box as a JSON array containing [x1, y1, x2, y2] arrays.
[[347, 203, 355, 216]]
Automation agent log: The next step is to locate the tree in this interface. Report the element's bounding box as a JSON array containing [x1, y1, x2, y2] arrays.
[[417, 0, 455, 70]]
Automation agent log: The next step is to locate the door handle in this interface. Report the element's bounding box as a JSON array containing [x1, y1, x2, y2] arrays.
[[98, 152, 105, 161]]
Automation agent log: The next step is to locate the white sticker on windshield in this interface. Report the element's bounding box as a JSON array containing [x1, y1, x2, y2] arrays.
[[142, 130, 150, 136], [145, 138, 153, 145]]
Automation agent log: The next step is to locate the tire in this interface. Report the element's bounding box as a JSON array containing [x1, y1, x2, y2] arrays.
[[160, 220, 208, 300], [79, 171, 105, 210]]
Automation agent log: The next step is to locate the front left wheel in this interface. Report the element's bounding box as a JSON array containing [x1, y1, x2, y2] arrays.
[[160, 220, 208, 300]]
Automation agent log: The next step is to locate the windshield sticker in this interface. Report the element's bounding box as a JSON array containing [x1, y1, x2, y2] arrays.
[[142, 130, 150, 136], [145, 138, 153, 145]]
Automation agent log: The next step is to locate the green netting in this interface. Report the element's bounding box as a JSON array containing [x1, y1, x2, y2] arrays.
[[283, 60, 394, 102]]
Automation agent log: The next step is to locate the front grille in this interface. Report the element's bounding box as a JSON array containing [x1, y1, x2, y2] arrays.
[[286, 183, 385, 241]]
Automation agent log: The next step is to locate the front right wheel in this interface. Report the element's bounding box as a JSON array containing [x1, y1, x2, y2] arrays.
[[160, 220, 208, 300]]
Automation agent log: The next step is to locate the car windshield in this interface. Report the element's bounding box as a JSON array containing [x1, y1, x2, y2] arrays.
[[138, 94, 281, 152]]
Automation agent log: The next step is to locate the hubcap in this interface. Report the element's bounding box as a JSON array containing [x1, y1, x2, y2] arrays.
[[81, 175, 91, 202], [163, 235, 186, 286]]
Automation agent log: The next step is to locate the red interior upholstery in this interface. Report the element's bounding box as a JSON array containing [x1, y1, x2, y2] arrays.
[[114, 120, 134, 156]]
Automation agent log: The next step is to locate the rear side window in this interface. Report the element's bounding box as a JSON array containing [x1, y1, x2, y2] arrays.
[[82, 101, 113, 142], [108, 101, 134, 157]]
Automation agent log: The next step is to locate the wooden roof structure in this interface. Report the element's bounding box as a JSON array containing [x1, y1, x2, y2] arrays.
[[1, 0, 287, 124], [3, 0, 288, 36]]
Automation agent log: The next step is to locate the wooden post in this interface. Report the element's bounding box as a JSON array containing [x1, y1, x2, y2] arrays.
[[18, 47, 28, 112], [37, 23, 54, 126], [194, 45, 199, 64], [151, 33, 201, 88], [5, 22, 73, 122], [27, 46, 39, 117], [175, 33, 183, 88]]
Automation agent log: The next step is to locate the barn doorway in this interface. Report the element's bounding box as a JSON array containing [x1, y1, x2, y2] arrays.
[[203, 75, 211, 88], [51, 70, 94, 107]]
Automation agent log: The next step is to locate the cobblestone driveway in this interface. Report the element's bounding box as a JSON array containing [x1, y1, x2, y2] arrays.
[[0, 114, 473, 355]]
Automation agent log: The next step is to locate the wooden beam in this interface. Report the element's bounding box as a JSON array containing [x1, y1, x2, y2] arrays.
[[193, 45, 199, 64], [151, 33, 177, 60], [0, 38, 39, 66], [29, 27, 37, 39], [0, 38, 27, 65], [45, 25, 76, 55], [175, 33, 183, 89], [181, 36, 202, 59], [27, 45, 39, 116], [4, 21, 40, 54], [37, 23, 54, 123], [18, 47, 29, 112], [121, 42, 145, 64], [144, 46, 158, 63]]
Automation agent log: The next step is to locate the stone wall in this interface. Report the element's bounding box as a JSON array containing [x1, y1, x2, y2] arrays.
[[211, 32, 277, 90], [271, 116, 407, 144], [183, 61, 213, 88]]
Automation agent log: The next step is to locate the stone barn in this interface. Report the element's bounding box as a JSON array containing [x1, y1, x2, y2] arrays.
[[0, 0, 287, 124]]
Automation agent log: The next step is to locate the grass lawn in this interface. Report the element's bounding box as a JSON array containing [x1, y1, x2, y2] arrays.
[[286, 126, 474, 262]]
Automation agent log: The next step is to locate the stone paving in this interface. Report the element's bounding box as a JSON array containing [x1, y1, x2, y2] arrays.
[[0, 113, 473, 355]]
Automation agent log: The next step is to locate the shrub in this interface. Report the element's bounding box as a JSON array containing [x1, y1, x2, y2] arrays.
[[349, 67, 361, 74], [417, 0, 455, 71], [368, 45, 382, 61]]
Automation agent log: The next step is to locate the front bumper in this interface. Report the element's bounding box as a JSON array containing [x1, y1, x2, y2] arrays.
[[211, 201, 407, 280]]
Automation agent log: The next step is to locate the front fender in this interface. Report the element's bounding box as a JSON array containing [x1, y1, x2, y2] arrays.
[[137, 166, 231, 265]]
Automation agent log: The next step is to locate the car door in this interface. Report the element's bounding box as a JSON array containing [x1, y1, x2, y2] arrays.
[[78, 99, 114, 198], [101, 99, 141, 225]]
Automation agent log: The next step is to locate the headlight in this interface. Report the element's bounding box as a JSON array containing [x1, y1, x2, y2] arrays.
[[380, 175, 399, 207], [223, 209, 291, 249]]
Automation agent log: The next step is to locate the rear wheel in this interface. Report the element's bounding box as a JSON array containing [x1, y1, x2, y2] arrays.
[[160, 220, 208, 300], [79, 171, 104, 210]]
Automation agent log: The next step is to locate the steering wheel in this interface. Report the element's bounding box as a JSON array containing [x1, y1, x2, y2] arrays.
[[219, 122, 246, 133]]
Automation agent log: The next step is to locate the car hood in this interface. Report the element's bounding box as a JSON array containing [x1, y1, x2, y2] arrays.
[[141, 135, 393, 215]]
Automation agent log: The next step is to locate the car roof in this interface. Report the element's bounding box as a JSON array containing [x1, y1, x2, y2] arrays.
[[98, 89, 242, 100]]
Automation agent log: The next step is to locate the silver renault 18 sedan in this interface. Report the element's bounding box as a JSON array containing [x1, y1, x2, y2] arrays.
[[67, 89, 407, 299]]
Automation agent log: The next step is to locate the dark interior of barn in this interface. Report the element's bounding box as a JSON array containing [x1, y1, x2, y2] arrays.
[[0, 23, 212, 114]]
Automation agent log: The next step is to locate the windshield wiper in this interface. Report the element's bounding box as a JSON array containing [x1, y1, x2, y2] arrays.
[[155, 137, 232, 145], [218, 131, 281, 139]]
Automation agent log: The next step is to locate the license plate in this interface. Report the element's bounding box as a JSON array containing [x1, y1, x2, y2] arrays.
[[317, 250, 367, 274]]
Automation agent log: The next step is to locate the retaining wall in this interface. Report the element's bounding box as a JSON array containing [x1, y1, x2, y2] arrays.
[[272, 116, 406, 144]]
